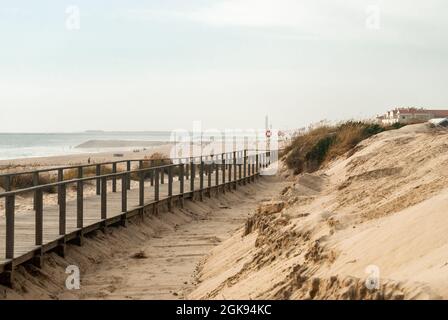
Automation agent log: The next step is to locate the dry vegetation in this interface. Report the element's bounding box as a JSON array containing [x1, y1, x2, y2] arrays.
[[62, 166, 114, 181], [283, 121, 408, 175], [0, 173, 55, 193], [0, 154, 173, 193], [131, 152, 172, 180], [0, 166, 116, 192]]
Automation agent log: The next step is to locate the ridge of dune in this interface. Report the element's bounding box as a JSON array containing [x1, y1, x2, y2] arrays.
[[189, 123, 448, 300]]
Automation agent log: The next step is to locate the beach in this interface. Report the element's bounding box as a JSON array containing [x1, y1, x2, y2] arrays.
[[0, 144, 174, 170], [1, 176, 286, 300], [2, 123, 448, 300]]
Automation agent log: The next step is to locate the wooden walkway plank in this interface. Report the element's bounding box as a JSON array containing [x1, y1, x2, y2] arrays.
[[0, 149, 276, 284], [0, 168, 232, 261]]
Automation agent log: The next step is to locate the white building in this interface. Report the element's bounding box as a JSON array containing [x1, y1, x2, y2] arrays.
[[378, 108, 448, 125]]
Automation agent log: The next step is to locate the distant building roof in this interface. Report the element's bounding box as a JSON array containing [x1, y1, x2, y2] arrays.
[[394, 108, 448, 116], [427, 110, 448, 117]]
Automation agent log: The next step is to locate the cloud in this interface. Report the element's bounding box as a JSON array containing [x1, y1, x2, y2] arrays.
[[124, 0, 362, 35], [119, 0, 448, 44]]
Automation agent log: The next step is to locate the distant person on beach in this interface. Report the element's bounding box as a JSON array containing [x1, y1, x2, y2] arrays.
[[88, 157, 91, 164]]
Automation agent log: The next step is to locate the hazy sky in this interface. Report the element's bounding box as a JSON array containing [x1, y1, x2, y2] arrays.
[[1, 0, 447, 132]]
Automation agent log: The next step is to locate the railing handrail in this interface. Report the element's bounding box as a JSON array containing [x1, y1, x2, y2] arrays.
[[0, 163, 176, 198], [0, 148, 278, 277], [0, 148, 272, 179], [0, 149, 277, 198]]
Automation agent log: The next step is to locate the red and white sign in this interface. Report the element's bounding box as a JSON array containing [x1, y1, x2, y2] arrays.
[[265, 130, 272, 138]]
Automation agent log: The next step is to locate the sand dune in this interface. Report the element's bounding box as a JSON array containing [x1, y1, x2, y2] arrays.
[[189, 123, 448, 300]]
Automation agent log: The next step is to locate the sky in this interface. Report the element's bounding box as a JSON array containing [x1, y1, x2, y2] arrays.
[[0, 0, 447, 132]]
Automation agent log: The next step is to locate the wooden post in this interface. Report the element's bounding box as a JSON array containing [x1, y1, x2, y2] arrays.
[[96, 164, 101, 195], [256, 153, 259, 179], [228, 155, 232, 191], [126, 161, 131, 190], [77, 178, 83, 229], [208, 163, 212, 197], [248, 155, 252, 183], [154, 169, 160, 202], [5, 194, 15, 260], [58, 183, 66, 235], [150, 160, 154, 186], [233, 151, 237, 190], [58, 169, 64, 182], [101, 177, 107, 220], [252, 158, 255, 182], [190, 160, 195, 192], [243, 150, 247, 185], [248, 156, 252, 182], [265, 152, 268, 168], [199, 160, 204, 201], [222, 154, 226, 193], [168, 166, 173, 210], [238, 163, 242, 184], [168, 166, 173, 197], [3, 175, 11, 191], [33, 172, 39, 210], [120, 174, 127, 226], [57, 169, 63, 204], [215, 159, 219, 187], [33, 188, 44, 266], [122, 174, 127, 213], [112, 163, 117, 192], [139, 171, 144, 207], [35, 189, 43, 246], [179, 164, 185, 207], [186, 161, 189, 181], [179, 164, 185, 193]]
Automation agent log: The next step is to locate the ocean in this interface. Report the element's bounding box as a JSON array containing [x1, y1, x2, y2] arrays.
[[0, 132, 173, 160], [0, 130, 274, 161]]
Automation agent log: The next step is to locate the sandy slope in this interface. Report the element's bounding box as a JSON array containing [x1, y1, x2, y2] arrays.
[[0, 176, 287, 300], [189, 123, 448, 300]]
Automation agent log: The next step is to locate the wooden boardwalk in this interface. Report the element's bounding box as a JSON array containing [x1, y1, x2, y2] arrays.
[[0, 150, 275, 286]]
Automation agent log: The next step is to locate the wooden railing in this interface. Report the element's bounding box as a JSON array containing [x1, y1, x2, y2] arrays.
[[0, 149, 269, 193], [0, 149, 278, 286]]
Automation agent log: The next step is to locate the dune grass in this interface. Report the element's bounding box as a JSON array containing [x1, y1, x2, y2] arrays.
[[0, 165, 116, 193], [131, 152, 172, 180], [283, 121, 412, 175], [62, 165, 114, 181], [0, 173, 56, 192]]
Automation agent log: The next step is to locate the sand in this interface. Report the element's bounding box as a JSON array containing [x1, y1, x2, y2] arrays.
[[0, 140, 281, 214], [0, 176, 287, 300], [0, 143, 175, 169], [0, 144, 176, 214], [75, 140, 172, 149], [188, 123, 448, 300], [6, 124, 446, 300]]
